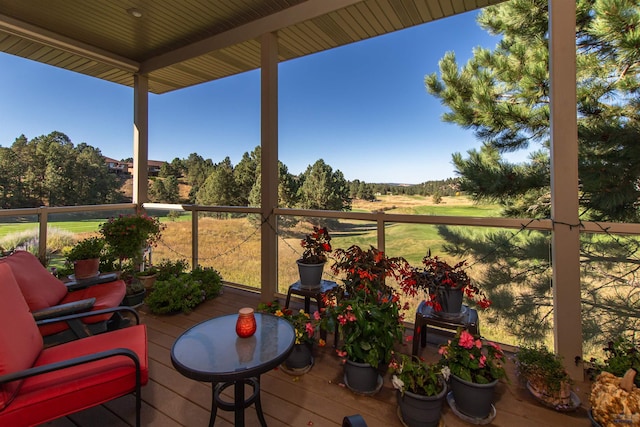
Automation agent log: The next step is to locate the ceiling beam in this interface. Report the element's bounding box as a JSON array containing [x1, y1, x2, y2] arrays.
[[0, 13, 139, 73], [139, 0, 365, 74]]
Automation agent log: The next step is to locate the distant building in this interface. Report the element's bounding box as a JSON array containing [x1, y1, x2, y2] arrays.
[[104, 157, 166, 177]]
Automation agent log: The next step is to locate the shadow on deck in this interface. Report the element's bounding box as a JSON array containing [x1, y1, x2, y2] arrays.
[[41, 285, 593, 427]]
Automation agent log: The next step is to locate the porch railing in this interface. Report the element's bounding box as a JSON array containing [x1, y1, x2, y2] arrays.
[[3, 202, 640, 269]]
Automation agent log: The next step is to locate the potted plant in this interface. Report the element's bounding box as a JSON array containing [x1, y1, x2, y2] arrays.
[[100, 213, 165, 271], [65, 236, 105, 279], [135, 264, 158, 291], [296, 226, 332, 289], [121, 272, 146, 307], [400, 250, 491, 319], [145, 265, 223, 314], [516, 345, 577, 411], [388, 352, 448, 427], [438, 328, 507, 421], [325, 245, 406, 394], [257, 300, 324, 372], [595, 336, 640, 387]]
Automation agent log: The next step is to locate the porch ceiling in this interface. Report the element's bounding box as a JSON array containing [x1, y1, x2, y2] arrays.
[[0, 0, 503, 94]]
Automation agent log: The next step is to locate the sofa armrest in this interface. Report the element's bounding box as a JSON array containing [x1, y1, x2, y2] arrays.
[[32, 298, 96, 321], [35, 305, 140, 326], [65, 272, 120, 291], [0, 347, 141, 384]]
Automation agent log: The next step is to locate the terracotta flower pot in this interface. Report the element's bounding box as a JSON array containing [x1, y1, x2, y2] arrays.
[[73, 258, 100, 280]]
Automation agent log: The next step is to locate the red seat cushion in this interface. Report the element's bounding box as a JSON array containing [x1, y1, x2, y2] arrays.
[[0, 251, 68, 311], [0, 264, 44, 411], [0, 324, 148, 426], [38, 280, 127, 337]]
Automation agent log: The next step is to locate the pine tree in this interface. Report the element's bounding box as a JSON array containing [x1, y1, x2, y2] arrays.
[[425, 0, 640, 346]]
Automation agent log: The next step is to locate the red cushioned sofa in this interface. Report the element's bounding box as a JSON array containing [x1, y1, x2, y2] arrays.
[[0, 251, 126, 345], [0, 262, 148, 426]]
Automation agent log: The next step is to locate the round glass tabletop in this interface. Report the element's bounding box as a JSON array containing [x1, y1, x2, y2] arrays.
[[171, 312, 295, 382]]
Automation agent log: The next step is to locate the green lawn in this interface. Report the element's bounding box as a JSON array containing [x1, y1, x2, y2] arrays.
[[0, 220, 106, 239]]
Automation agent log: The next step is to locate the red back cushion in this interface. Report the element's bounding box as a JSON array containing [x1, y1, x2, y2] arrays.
[[0, 251, 67, 311], [0, 263, 43, 410]]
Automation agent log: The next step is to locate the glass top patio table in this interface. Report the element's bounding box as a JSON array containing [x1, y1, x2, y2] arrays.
[[171, 312, 295, 426]]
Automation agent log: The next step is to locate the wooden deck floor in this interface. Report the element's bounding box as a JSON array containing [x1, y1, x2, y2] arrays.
[[43, 286, 593, 427]]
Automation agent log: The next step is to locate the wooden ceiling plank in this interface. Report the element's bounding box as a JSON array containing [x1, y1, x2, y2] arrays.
[[277, 29, 314, 57], [139, 0, 363, 73], [362, 1, 396, 33], [302, 21, 338, 48], [285, 25, 325, 53], [334, 9, 369, 40], [344, 4, 377, 36], [425, 0, 446, 19], [393, 0, 422, 27], [353, 3, 386, 36], [0, 12, 139, 72], [414, 0, 435, 21], [375, 0, 404, 30], [438, 0, 455, 15]]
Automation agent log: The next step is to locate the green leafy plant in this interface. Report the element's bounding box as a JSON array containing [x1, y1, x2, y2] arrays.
[[388, 352, 447, 397], [125, 276, 145, 295], [438, 328, 507, 384], [65, 237, 105, 262], [516, 345, 572, 397], [299, 226, 332, 264], [325, 245, 406, 366], [592, 336, 640, 388], [99, 214, 165, 266], [258, 300, 324, 346], [399, 251, 491, 311], [145, 266, 222, 314], [155, 259, 189, 281]]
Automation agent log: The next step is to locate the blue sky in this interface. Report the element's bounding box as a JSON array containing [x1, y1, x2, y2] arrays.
[[0, 10, 517, 184]]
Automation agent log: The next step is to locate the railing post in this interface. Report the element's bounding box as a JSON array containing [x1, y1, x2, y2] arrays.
[[549, 0, 582, 380], [376, 212, 385, 253], [191, 209, 199, 269], [38, 206, 48, 264]]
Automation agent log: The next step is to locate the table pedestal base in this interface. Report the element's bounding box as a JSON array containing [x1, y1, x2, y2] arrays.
[[211, 377, 266, 427]]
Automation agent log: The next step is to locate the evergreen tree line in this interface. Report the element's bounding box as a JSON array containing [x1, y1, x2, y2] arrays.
[[0, 132, 458, 211], [0, 132, 124, 209], [152, 147, 460, 208]]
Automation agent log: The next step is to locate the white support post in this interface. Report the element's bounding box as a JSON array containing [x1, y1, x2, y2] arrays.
[[260, 32, 279, 302], [133, 74, 149, 209], [549, 0, 583, 380]]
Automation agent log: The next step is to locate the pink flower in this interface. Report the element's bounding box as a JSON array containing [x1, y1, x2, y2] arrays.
[[458, 330, 475, 349], [479, 355, 487, 368], [305, 322, 314, 337], [475, 339, 482, 349], [438, 346, 448, 356], [313, 311, 321, 320]]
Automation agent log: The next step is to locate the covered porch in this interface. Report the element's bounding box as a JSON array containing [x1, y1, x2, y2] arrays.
[[0, 0, 590, 379]]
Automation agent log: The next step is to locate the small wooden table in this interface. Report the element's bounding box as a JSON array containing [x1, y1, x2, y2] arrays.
[[171, 313, 295, 427], [284, 279, 338, 313], [285, 280, 338, 345], [412, 301, 480, 356]]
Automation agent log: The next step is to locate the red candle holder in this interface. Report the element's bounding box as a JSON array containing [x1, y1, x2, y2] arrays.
[[236, 307, 257, 338]]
